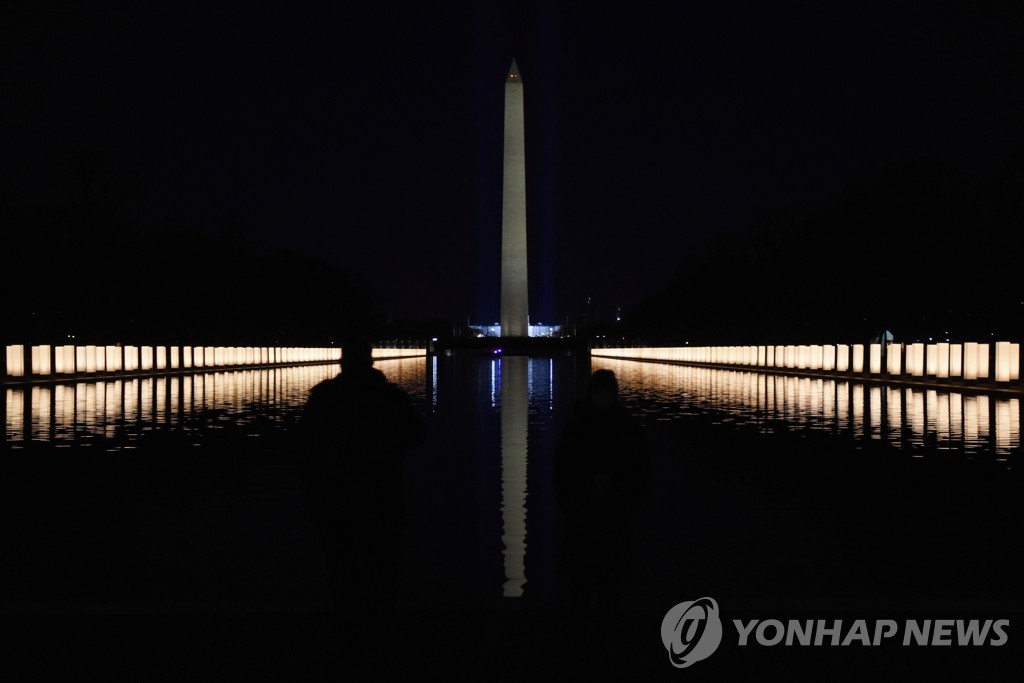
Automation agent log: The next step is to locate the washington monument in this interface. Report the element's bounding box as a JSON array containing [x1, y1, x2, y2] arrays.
[[501, 59, 529, 337]]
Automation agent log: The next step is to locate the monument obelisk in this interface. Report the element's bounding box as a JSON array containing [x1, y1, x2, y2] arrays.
[[500, 59, 529, 337]]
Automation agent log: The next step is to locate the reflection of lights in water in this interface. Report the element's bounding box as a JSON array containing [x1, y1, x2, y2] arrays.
[[153, 378, 165, 418], [887, 387, 902, 440], [55, 385, 74, 441], [499, 356, 528, 598], [490, 359, 497, 408], [1, 359, 426, 447], [995, 400, 1012, 453], [811, 378, 825, 421], [589, 358, 1019, 459], [910, 390, 925, 443], [31, 386, 49, 441], [869, 386, 881, 438], [977, 395, 990, 440], [852, 385, 865, 439], [837, 382, 849, 428], [950, 393, 962, 442], [5, 388, 21, 440], [996, 399, 1020, 455], [431, 356, 438, 407], [936, 392, 950, 444], [140, 378, 154, 423], [106, 381, 121, 436], [925, 390, 937, 439], [964, 396, 980, 443], [549, 358, 553, 410]]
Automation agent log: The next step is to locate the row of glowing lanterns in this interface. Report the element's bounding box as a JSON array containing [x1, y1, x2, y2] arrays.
[[592, 342, 1023, 382], [2, 345, 426, 379]]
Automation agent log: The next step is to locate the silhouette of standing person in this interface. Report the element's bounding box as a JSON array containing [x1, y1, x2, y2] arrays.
[[295, 337, 425, 671], [553, 369, 649, 629]]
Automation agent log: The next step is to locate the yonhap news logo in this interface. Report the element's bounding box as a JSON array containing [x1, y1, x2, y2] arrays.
[[661, 597, 1010, 669], [660, 597, 723, 668]]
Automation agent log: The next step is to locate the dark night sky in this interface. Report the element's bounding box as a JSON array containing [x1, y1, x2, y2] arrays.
[[3, 2, 1023, 326]]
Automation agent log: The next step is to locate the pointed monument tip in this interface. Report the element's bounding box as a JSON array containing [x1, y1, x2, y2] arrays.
[[506, 58, 521, 83]]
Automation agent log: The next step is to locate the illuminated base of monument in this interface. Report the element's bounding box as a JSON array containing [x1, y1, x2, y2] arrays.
[[469, 323, 563, 338]]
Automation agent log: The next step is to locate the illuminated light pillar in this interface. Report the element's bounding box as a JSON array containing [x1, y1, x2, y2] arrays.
[[824, 345, 836, 371], [979, 343, 990, 379], [910, 343, 925, 377], [21, 345, 31, 379], [836, 345, 849, 372], [869, 344, 881, 374], [937, 342, 950, 379], [78, 346, 92, 373], [887, 343, 902, 375], [852, 344, 865, 373], [964, 342, 979, 380], [926, 344, 938, 376], [995, 341, 1012, 382], [105, 345, 121, 373], [31, 345, 51, 377], [124, 346, 138, 372], [56, 345, 75, 374], [500, 59, 529, 338], [949, 344, 962, 377]]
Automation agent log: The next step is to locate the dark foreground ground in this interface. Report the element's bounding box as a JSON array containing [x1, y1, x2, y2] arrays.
[[1, 409, 1021, 680]]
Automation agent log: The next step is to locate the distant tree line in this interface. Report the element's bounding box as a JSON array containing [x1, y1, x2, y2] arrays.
[[628, 152, 1024, 345]]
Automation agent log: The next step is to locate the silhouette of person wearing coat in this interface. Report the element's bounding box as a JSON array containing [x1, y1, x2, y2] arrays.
[[553, 369, 650, 620], [294, 337, 425, 668]]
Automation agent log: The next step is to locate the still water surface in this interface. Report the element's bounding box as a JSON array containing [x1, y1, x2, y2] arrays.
[[2, 354, 1018, 602], [4, 356, 1019, 458]]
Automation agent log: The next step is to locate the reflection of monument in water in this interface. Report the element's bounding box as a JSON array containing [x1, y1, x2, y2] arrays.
[[471, 59, 561, 339], [499, 355, 528, 596]]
